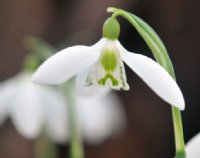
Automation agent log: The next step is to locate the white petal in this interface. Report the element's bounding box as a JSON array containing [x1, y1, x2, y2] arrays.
[[116, 41, 185, 110], [77, 92, 126, 144], [42, 87, 69, 144], [75, 69, 110, 98], [9, 82, 45, 139], [186, 133, 200, 158], [0, 79, 17, 124], [0, 73, 33, 124], [0, 72, 45, 139], [32, 39, 106, 85]]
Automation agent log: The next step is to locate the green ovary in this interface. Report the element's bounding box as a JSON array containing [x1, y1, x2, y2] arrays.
[[100, 50, 118, 72]]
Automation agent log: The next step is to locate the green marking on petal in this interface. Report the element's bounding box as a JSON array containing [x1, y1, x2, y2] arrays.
[[98, 74, 119, 86], [100, 49, 118, 72]]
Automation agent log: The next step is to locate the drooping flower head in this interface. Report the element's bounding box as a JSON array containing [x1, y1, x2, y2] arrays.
[[86, 18, 129, 90], [0, 71, 125, 144], [32, 17, 185, 110], [0, 72, 69, 143]]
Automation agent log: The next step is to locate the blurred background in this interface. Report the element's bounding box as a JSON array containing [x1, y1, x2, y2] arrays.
[[0, 0, 200, 158]]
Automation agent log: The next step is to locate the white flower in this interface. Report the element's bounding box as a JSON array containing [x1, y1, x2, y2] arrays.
[[186, 133, 200, 158], [0, 72, 68, 143], [0, 72, 125, 144], [32, 18, 185, 110]]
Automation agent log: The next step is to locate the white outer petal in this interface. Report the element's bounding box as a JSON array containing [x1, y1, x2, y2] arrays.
[[0, 72, 44, 139], [186, 133, 200, 158], [0, 80, 16, 124], [32, 38, 106, 85], [116, 41, 185, 110], [75, 69, 110, 98], [77, 92, 126, 144], [9, 82, 45, 139]]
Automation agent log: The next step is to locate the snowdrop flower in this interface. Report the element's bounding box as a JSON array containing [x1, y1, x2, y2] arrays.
[[0, 71, 69, 143], [32, 17, 185, 110], [186, 133, 200, 158], [0, 71, 125, 144]]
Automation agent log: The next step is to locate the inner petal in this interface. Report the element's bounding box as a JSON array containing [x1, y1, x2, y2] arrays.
[[86, 41, 129, 90]]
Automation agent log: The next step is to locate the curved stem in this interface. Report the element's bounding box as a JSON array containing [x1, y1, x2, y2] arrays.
[[108, 7, 186, 157]]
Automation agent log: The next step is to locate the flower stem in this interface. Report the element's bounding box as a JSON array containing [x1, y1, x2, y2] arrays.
[[172, 107, 186, 158], [107, 7, 186, 157], [65, 82, 84, 158], [34, 134, 58, 158]]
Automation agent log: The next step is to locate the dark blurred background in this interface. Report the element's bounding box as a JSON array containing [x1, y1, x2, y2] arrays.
[[0, 0, 200, 158]]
